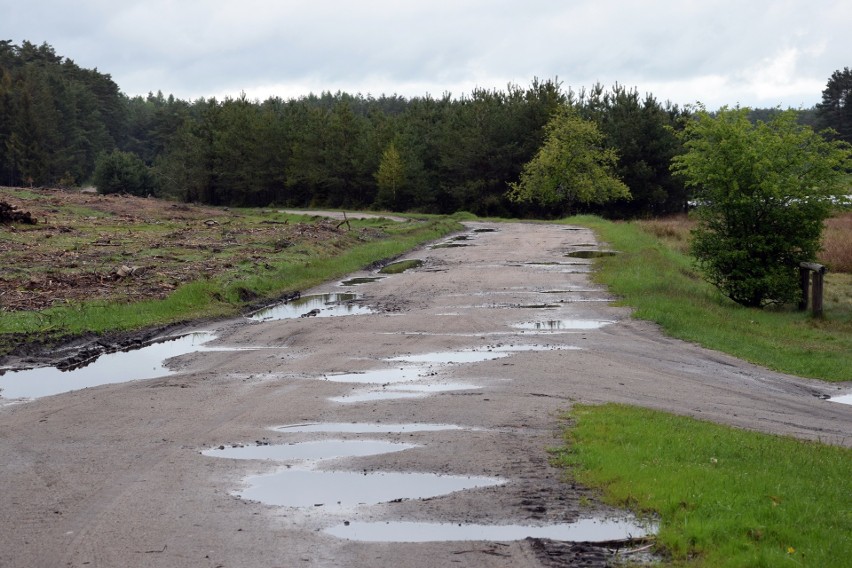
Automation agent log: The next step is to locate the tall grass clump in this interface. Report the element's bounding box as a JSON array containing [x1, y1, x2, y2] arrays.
[[568, 215, 851, 381], [556, 404, 852, 567]]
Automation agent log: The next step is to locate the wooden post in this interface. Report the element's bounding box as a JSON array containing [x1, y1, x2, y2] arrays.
[[799, 262, 827, 317], [799, 266, 810, 311]]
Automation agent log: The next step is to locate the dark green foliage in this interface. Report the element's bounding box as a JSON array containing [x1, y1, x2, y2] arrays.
[[816, 67, 852, 144], [93, 150, 157, 196], [672, 107, 851, 307]]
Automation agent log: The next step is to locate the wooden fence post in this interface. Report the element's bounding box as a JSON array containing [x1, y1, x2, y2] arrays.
[[799, 262, 827, 317]]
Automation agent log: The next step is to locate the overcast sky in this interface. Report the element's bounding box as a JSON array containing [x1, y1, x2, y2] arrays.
[[3, 1, 849, 109]]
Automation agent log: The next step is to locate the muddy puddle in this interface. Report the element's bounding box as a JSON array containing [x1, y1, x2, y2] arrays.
[[325, 517, 655, 543], [472, 228, 496, 233], [513, 320, 614, 331], [829, 394, 852, 405], [272, 423, 467, 433], [249, 293, 373, 321], [340, 277, 385, 286], [203, 440, 416, 461], [323, 367, 428, 384], [387, 351, 509, 365], [239, 469, 505, 509], [329, 391, 429, 404], [565, 250, 618, 258], [0, 332, 223, 400]]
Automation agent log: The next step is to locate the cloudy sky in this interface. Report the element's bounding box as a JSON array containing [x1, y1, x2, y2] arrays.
[[3, 1, 849, 108]]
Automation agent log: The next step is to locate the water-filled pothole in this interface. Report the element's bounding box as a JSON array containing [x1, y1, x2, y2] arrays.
[[249, 293, 373, 321], [340, 277, 385, 286], [379, 259, 423, 274], [387, 351, 510, 364], [430, 243, 470, 249], [203, 440, 416, 461], [323, 367, 428, 384], [325, 517, 656, 542], [272, 423, 467, 433], [829, 394, 852, 405], [472, 228, 496, 233], [513, 320, 614, 331], [330, 391, 428, 404], [0, 332, 220, 400], [238, 469, 504, 509], [565, 250, 618, 258]]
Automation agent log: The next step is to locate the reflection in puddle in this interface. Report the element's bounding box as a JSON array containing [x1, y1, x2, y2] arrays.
[[340, 277, 385, 286], [273, 423, 466, 433], [388, 351, 509, 364], [0, 332, 220, 400], [513, 320, 614, 331], [249, 293, 372, 322], [326, 517, 655, 542], [330, 391, 427, 404], [239, 469, 504, 509], [203, 440, 415, 461], [430, 243, 470, 249], [829, 394, 852, 405]]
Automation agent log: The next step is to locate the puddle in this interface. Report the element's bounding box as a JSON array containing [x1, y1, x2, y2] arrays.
[[238, 469, 504, 509], [330, 391, 427, 404], [488, 344, 582, 352], [326, 517, 655, 542], [565, 250, 618, 258], [272, 423, 466, 433], [829, 394, 852, 405], [513, 320, 614, 331], [515, 304, 561, 309], [249, 293, 373, 321], [472, 228, 496, 233], [379, 259, 423, 274], [451, 235, 471, 241], [388, 351, 509, 365], [386, 383, 481, 393], [340, 277, 385, 286], [430, 243, 470, 249], [203, 440, 416, 461], [323, 367, 428, 384], [0, 332, 221, 400]]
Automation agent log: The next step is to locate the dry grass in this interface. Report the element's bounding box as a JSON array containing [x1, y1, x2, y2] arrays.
[[636, 211, 851, 275], [819, 211, 852, 273]]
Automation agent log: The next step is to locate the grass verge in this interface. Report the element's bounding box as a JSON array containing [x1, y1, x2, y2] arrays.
[[567, 215, 852, 381], [555, 404, 852, 567], [0, 215, 461, 352]]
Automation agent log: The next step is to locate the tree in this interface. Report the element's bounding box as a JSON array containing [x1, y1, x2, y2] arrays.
[[672, 106, 851, 307], [507, 106, 630, 215], [374, 141, 405, 209], [93, 149, 157, 196], [816, 67, 852, 143]]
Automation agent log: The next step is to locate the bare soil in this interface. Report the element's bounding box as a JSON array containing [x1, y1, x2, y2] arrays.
[[0, 220, 849, 568]]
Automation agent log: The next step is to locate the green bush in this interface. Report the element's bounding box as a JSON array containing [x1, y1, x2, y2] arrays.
[[93, 150, 158, 196]]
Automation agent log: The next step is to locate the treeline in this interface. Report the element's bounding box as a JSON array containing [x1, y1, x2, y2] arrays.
[[1, 41, 841, 218]]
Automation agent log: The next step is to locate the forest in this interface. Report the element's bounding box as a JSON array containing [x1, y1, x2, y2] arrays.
[[1, 40, 847, 218]]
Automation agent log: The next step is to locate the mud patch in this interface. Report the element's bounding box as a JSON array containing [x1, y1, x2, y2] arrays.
[[513, 320, 614, 331], [325, 517, 655, 543], [272, 423, 467, 434], [472, 228, 497, 233], [249, 293, 372, 321], [238, 469, 504, 509], [387, 351, 509, 365], [565, 251, 618, 258], [0, 332, 221, 400]]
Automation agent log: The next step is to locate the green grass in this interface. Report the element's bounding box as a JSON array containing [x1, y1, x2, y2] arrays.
[[555, 404, 852, 567], [0, 216, 461, 348], [567, 215, 852, 381]]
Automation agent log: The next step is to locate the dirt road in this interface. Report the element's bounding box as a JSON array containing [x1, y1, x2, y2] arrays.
[[1, 221, 849, 568]]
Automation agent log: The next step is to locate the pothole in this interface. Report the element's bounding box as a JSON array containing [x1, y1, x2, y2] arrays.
[[340, 277, 385, 286], [248, 293, 373, 321], [430, 243, 470, 249], [472, 228, 497, 233], [202, 440, 416, 461], [323, 367, 429, 384], [829, 394, 852, 405], [330, 391, 428, 404], [272, 423, 468, 433], [513, 320, 614, 331], [237, 469, 505, 509], [325, 517, 656, 543], [0, 332, 222, 400], [387, 351, 510, 365], [379, 259, 423, 274], [565, 250, 618, 258]]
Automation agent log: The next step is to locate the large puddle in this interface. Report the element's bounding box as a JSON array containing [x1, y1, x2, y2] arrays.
[[249, 293, 373, 322], [830, 394, 852, 405], [387, 351, 510, 365], [203, 440, 416, 461], [0, 332, 221, 400], [513, 320, 614, 331], [239, 469, 504, 509], [325, 517, 655, 542], [272, 423, 467, 433], [340, 277, 385, 286]]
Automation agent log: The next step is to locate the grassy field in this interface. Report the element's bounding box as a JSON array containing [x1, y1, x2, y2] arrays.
[[569, 213, 852, 381], [556, 404, 852, 567], [0, 188, 462, 354]]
